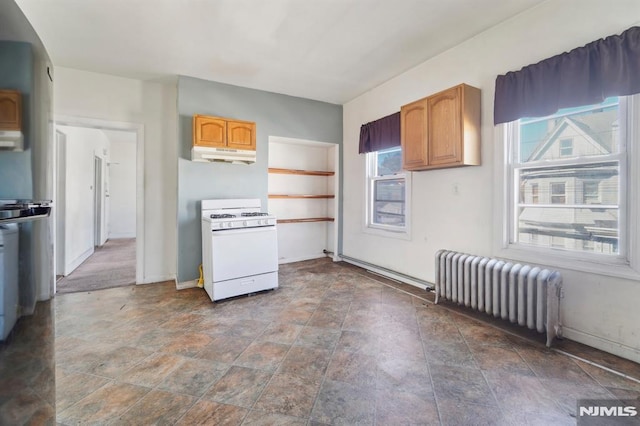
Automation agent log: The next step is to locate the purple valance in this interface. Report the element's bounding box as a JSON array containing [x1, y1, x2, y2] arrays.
[[494, 26, 640, 125], [358, 112, 400, 154]]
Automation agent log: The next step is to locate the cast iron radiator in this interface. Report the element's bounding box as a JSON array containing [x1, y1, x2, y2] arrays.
[[434, 249, 563, 347]]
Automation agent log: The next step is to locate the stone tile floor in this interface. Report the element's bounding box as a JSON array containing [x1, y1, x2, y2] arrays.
[[52, 259, 640, 425]]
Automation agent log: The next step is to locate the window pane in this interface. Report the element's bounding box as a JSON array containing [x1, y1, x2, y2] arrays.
[[518, 97, 619, 163], [376, 147, 402, 176], [373, 178, 405, 226], [517, 206, 619, 254], [518, 162, 619, 205], [374, 178, 405, 201], [515, 161, 620, 255]]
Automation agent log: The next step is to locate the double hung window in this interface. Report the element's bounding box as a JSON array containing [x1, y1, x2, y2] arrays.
[[506, 96, 627, 257], [366, 147, 410, 233]]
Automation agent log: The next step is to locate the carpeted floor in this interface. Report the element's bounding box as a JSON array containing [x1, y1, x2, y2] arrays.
[[56, 238, 136, 294]]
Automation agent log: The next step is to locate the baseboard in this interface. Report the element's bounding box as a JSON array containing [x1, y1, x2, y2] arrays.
[[138, 275, 175, 285], [65, 247, 94, 275], [176, 280, 199, 290], [340, 255, 430, 290], [561, 327, 640, 364], [278, 253, 329, 264], [108, 232, 136, 239]]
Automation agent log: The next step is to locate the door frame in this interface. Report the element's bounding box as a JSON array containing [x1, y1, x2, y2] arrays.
[[54, 115, 145, 284], [93, 155, 103, 247]]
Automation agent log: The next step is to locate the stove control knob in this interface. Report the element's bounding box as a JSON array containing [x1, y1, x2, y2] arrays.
[[243, 221, 248, 227]]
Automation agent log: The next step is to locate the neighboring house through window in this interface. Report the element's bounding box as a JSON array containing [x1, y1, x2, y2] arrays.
[[506, 96, 625, 256]]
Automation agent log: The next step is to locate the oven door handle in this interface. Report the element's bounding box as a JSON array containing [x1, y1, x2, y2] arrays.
[[211, 226, 276, 235]]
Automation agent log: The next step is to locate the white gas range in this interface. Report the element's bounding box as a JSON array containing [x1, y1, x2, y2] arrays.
[[200, 199, 278, 301]]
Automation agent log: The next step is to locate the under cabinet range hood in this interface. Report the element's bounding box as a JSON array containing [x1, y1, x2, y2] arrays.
[[191, 146, 256, 164], [0, 130, 24, 151], [0, 200, 51, 224]]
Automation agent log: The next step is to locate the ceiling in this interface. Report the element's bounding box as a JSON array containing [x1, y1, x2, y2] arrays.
[[16, 0, 546, 104]]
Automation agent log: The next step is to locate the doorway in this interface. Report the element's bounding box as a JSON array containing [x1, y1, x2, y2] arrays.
[[53, 118, 143, 293]]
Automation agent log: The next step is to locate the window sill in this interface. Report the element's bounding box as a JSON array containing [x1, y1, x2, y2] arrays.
[[496, 245, 640, 281], [363, 225, 411, 241]]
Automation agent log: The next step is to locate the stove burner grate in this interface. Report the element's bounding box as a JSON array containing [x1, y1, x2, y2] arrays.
[[241, 212, 269, 217], [210, 213, 236, 219]]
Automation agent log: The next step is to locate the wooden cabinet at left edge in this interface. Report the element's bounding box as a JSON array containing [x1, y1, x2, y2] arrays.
[[401, 83, 480, 171]]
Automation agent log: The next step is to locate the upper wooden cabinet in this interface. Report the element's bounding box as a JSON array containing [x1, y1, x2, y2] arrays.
[[401, 84, 480, 171], [227, 120, 256, 150], [0, 90, 22, 131], [193, 114, 256, 151]]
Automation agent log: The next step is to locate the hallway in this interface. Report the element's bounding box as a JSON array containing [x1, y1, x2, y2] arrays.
[[56, 239, 135, 294]]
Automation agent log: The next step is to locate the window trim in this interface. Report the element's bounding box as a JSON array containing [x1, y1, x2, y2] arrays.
[[364, 149, 411, 239], [559, 138, 573, 156], [550, 182, 567, 204], [494, 95, 640, 280]]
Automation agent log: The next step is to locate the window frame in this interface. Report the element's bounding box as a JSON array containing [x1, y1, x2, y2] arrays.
[[495, 95, 640, 280], [365, 147, 411, 238], [559, 138, 574, 156], [550, 182, 567, 204]]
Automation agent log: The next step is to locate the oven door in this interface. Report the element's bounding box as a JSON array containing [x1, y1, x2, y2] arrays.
[[210, 226, 278, 282]]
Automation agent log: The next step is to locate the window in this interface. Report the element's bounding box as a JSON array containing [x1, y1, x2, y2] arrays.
[[559, 138, 573, 156], [506, 96, 625, 257], [366, 147, 410, 233], [582, 180, 600, 204], [531, 183, 539, 204], [550, 182, 566, 204]]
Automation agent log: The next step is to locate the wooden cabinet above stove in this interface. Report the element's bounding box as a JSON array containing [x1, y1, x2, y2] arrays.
[[193, 114, 256, 151], [0, 90, 22, 131]]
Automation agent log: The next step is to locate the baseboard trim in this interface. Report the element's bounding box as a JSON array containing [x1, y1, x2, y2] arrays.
[[108, 233, 136, 239], [139, 275, 175, 285], [176, 280, 198, 290], [339, 254, 430, 290], [278, 253, 328, 264], [561, 327, 640, 364], [65, 247, 94, 276]]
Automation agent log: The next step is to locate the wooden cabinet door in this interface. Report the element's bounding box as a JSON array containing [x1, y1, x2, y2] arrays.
[[401, 98, 428, 170], [427, 85, 462, 166], [0, 90, 21, 131], [193, 115, 226, 148], [227, 120, 256, 151]]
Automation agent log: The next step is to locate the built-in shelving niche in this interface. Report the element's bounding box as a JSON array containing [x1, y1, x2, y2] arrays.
[[268, 136, 339, 264]]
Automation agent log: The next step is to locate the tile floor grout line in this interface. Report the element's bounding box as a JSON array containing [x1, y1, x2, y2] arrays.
[[421, 338, 444, 426], [243, 319, 305, 420], [554, 348, 640, 385], [421, 297, 640, 385]]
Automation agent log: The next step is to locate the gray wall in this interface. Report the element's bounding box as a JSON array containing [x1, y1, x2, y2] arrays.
[[0, 41, 35, 312], [177, 76, 343, 282], [0, 41, 33, 199]]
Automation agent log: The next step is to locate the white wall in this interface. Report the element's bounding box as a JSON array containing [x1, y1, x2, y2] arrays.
[[105, 130, 136, 238], [57, 125, 109, 274], [54, 68, 177, 284], [342, 0, 640, 362]]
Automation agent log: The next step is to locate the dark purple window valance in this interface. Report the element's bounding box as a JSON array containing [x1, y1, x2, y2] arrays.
[[358, 112, 400, 154], [494, 26, 640, 125]]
